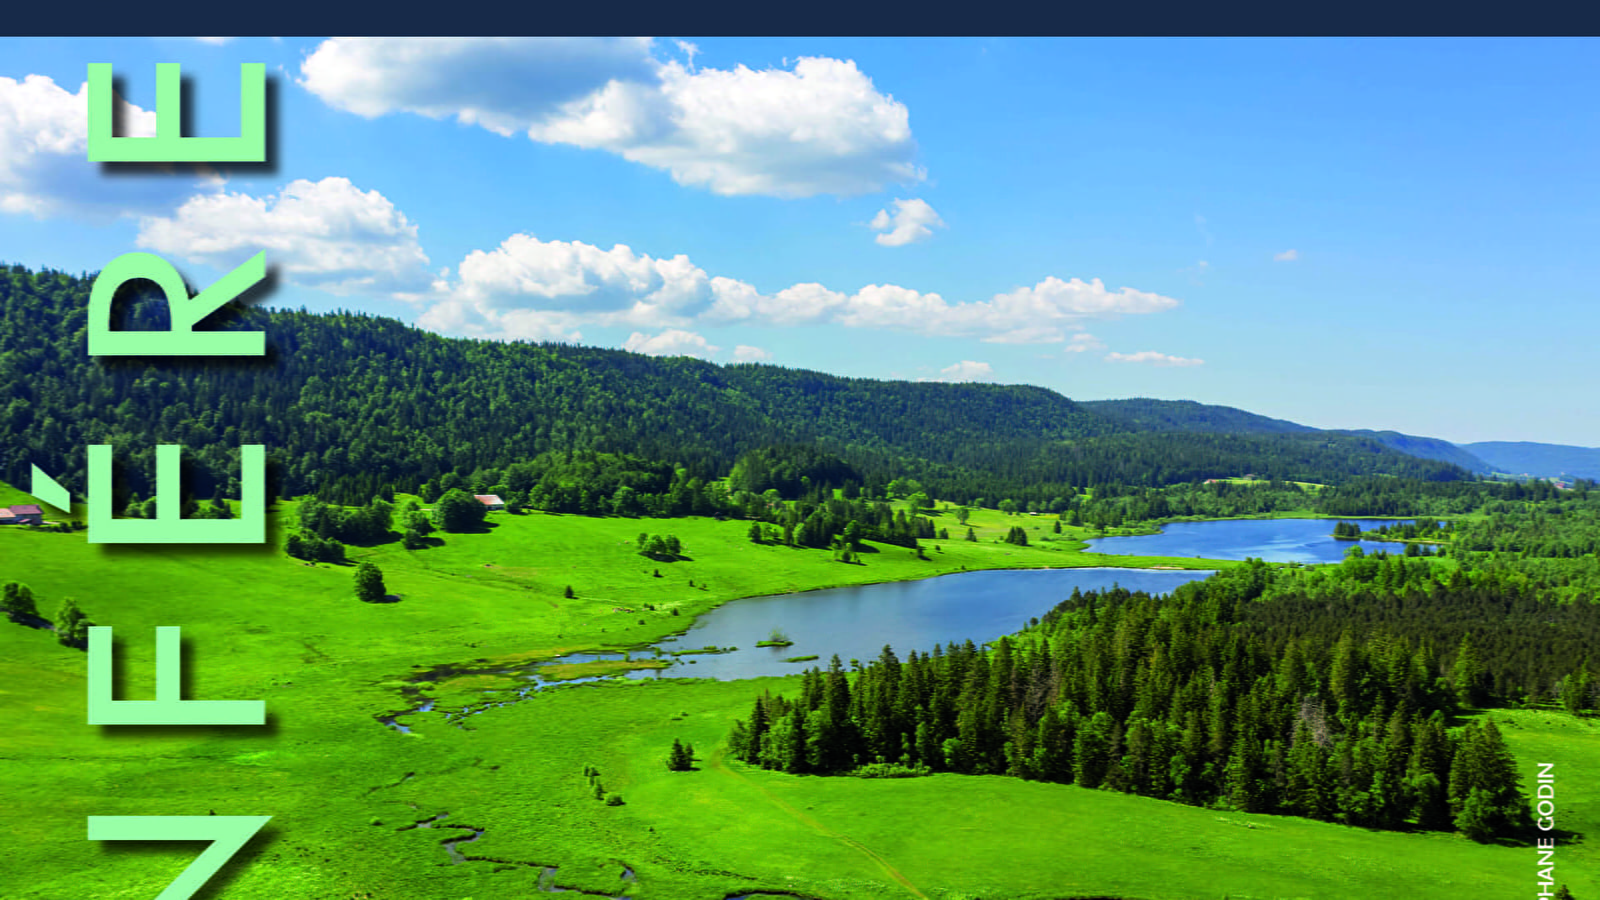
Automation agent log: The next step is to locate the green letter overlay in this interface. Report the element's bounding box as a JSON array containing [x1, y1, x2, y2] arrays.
[[88, 816, 270, 900], [88, 626, 264, 725], [87, 63, 266, 163], [88, 444, 265, 544], [88, 252, 265, 357], [30, 463, 71, 510]]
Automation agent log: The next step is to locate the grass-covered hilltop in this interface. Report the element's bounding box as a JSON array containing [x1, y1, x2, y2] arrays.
[[1, 262, 1597, 900]]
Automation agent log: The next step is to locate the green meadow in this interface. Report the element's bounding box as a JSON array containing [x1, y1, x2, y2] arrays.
[[0, 498, 1591, 899]]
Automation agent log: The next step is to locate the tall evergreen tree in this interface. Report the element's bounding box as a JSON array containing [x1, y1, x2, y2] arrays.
[[1452, 633, 1486, 708]]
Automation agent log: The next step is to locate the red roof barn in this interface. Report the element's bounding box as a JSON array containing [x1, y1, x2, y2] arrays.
[[3, 505, 44, 525]]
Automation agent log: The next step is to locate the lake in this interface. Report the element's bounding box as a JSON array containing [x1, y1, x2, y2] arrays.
[[635, 566, 1213, 680], [1084, 516, 1411, 564], [624, 516, 1414, 680], [388, 516, 1420, 732]]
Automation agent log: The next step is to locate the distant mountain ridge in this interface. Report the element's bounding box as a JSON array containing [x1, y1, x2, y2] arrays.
[[1332, 430, 1493, 475], [1080, 399, 1318, 435], [1084, 399, 1496, 474], [1084, 399, 1600, 482], [1462, 442, 1600, 481]]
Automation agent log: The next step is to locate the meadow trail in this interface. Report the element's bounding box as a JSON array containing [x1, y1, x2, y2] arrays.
[[708, 748, 928, 899]]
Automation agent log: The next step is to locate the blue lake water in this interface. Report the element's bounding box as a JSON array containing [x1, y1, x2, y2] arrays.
[[389, 517, 1417, 731], [635, 566, 1213, 680], [1084, 517, 1411, 564]]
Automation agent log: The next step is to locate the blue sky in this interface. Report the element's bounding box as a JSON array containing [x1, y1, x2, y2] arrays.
[[2, 37, 1596, 445]]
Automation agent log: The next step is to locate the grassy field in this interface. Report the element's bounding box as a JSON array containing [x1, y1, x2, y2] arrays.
[[0, 496, 1591, 899]]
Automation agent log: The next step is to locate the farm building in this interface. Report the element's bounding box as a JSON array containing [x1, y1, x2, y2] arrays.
[[474, 494, 505, 511], [1, 505, 44, 525]]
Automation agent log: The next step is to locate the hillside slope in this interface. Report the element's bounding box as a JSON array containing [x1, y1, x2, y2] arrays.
[[1464, 441, 1600, 480], [1335, 430, 1493, 474], [1080, 398, 1318, 435], [0, 263, 1467, 503]]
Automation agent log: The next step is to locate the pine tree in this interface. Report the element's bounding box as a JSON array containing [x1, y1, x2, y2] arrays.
[[1561, 668, 1592, 715], [1073, 711, 1115, 788], [1452, 633, 1486, 708], [727, 720, 752, 759], [1329, 630, 1360, 716], [1225, 738, 1269, 813], [1122, 718, 1157, 795], [1286, 722, 1326, 818], [1475, 718, 1533, 832], [1454, 787, 1497, 841], [667, 738, 693, 771], [744, 697, 769, 762]]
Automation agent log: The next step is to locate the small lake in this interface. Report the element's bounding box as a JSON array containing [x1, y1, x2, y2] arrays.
[[627, 567, 1211, 681], [383, 566, 1213, 732], [1084, 517, 1411, 564], [385, 518, 1421, 730]]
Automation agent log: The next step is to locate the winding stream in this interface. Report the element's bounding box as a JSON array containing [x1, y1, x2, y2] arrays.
[[373, 517, 1409, 896]]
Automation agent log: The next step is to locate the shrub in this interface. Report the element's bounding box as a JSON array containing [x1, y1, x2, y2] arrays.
[[354, 562, 386, 603]]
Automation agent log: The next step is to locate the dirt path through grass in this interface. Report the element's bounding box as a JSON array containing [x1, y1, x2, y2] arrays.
[[709, 748, 928, 899]]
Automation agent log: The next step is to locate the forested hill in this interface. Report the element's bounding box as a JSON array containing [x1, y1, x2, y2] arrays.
[[1080, 398, 1319, 435], [1083, 400, 1497, 475], [0, 263, 1466, 504], [1463, 441, 1600, 480], [1333, 430, 1492, 475]]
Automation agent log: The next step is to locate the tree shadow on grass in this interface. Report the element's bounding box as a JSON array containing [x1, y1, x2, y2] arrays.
[[347, 530, 404, 548], [5, 611, 53, 631]]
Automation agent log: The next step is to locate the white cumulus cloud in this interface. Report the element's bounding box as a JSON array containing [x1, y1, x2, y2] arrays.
[[706, 279, 848, 326], [301, 38, 921, 198], [441, 232, 714, 337], [1105, 350, 1204, 367], [933, 276, 1180, 342], [1274, 248, 1299, 262], [418, 298, 583, 343], [709, 274, 1177, 341], [0, 74, 222, 219], [732, 345, 772, 362], [869, 197, 943, 246], [623, 329, 719, 358], [921, 360, 995, 383], [301, 37, 658, 134], [1063, 333, 1107, 353], [136, 177, 432, 295], [421, 231, 1181, 344]]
